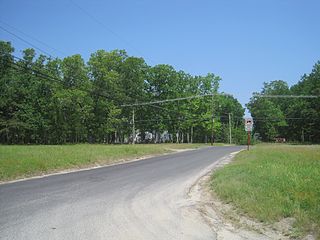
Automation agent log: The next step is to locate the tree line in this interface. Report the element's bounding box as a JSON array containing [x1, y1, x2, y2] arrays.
[[0, 41, 246, 144], [247, 62, 320, 143]]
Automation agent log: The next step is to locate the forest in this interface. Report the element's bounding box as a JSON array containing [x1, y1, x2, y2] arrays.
[[0, 41, 246, 144], [247, 63, 320, 143], [0, 41, 319, 144]]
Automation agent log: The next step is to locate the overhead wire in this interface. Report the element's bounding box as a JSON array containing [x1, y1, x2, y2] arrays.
[[3, 53, 118, 101], [3, 53, 317, 126], [3, 53, 230, 109], [0, 16, 155, 104], [0, 20, 67, 57], [4, 57, 317, 128], [121, 93, 233, 107], [3, 55, 317, 125], [68, 0, 156, 65], [0, 25, 53, 57], [253, 94, 319, 98]]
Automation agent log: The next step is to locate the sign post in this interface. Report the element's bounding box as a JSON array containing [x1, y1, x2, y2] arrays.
[[244, 118, 253, 150]]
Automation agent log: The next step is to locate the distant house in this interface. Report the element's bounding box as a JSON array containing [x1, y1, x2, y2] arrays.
[[131, 130, 172, 144], [275, 137, 286, 143]]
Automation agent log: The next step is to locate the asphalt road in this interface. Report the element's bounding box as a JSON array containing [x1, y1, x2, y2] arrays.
[[0, 146, 243, 240]]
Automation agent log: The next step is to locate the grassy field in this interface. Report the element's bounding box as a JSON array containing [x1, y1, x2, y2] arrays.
[[211, 144, 320, 238], [0, 143, 206, 182]]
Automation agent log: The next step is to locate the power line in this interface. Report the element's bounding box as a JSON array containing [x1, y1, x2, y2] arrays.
[[0, 25, 53, 57], [254, 94, 319, 98], [253, 117, 304, 120], [7, 57, 317, 126], [0, 20, 66, 57], [4, 54, 118, 101], [6, 53, 211, 107], [253, 118, 317, 121], [104, 114, 318, 127], [146, 104, 181, 114], [228, 116, 318, 121], [121, 93, 233, 107], [135, 116, 208, 123], [6, 59, 315, 124], [130, 113, 244, 125], [9, 61, 63, 85], [68, 0, 154, 65]]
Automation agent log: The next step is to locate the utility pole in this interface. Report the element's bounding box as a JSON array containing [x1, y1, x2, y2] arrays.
[[211, 95, 214, 146], [211, 115, 214, 145], [228, 113, 232, 144], [132, 108, 135, 144]]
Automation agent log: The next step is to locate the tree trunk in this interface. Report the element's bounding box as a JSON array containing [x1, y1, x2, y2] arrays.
[[115, 131, 118, 144]]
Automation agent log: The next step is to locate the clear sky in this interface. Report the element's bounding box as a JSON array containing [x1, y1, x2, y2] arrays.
[[1, 0, 320, 116]]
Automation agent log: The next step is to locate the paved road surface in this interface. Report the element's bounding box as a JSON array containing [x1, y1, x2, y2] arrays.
[[0, 146, 243, 240]]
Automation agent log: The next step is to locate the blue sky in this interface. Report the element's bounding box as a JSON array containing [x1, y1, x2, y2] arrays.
[[1, 0, 320, 115]]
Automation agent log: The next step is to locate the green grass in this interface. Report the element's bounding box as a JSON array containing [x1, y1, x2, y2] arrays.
[[211, 144, 320, 238], [0, 143, 207, 182]]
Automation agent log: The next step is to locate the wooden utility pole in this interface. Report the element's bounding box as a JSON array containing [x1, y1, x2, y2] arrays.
[[211, 116, 214, 146], [228, 113, 232, 144], [247, 131, 251, 150], [132, 108, 135, 144], [211, 95, 214, 146]]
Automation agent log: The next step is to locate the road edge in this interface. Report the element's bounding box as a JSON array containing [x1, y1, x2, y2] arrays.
[[0, 147, 203, 186]]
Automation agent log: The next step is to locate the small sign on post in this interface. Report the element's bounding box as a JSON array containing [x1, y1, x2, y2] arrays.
[[244, 118, 253, 150]]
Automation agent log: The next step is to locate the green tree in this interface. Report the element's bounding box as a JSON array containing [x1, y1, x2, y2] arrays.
[[0, 41, 246, 144], [248, 98, 286, 141], [88, 50, 125, 142], [288, 62, 320, 142]]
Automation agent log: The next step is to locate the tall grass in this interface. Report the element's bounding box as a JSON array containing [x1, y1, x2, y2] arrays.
[[0, 143, 204, 181], [211, 144, 320, 238]]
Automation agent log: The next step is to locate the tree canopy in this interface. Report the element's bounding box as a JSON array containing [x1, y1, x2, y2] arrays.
[[247, 64, 320, 143], [0, 41, 246, 144]]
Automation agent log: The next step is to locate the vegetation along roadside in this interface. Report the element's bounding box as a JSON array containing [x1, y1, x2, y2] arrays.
[[0, 143, 207, 182], [211, 144, 320, 239]]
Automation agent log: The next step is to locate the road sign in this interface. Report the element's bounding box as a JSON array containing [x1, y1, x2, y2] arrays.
[[245, 125, 253, 131], [244, 118, 253, 150], [244, 118, 253, 132]]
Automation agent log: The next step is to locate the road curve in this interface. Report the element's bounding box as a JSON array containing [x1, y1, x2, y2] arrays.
[[0, 146, 243, 240]]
